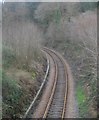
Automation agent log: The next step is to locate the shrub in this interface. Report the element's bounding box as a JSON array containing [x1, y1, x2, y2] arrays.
[[2, 46, 16, 68], [2, 71, 23, 118]]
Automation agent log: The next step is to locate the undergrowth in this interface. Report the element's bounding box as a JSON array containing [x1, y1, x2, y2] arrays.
[[2, 45, 44, 118], [2, 71, 24, 118]]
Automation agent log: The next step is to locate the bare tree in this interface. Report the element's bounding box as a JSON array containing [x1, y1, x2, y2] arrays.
[[69, 10, 97, 58], [3, 4, 43, 67], [35, 2, 79, 25]]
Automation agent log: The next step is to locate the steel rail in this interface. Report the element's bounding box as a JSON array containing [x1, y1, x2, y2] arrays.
[[43, 47, 68, 118], [42, 50, 58, 118]]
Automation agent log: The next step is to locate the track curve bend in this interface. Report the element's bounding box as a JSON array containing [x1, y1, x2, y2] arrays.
[[33, 47, 69, 118]]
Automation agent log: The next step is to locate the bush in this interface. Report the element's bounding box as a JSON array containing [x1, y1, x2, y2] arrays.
[[2, 71, 23, 118], [2, 46, 16, 68]]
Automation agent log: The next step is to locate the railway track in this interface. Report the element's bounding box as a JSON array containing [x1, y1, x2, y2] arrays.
[[42, 48, 68, 118], [24, 47, 69, 118]]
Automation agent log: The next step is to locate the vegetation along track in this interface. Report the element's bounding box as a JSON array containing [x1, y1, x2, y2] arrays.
[[24, 47, 70, 118]]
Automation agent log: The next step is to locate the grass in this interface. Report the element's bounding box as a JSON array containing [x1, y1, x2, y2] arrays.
[[76, 86, 86, 105], [76, 85, 88, 117]]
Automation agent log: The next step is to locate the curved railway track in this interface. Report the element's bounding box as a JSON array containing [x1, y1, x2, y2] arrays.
[[42, 48, 68, 118], [24, 47, 70, 118]]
